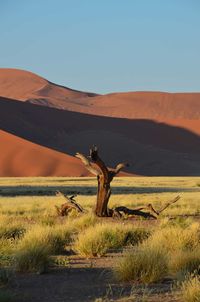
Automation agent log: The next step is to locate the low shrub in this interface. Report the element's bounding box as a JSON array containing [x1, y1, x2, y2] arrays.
[[180, 275, 200, 302], [15, 240, 51, 273], [15, 224, 73, 273], [0, 240, 14, 267], [18, 225, 72, 254], [146, 223, 200, 253], [0, 224, 26, 241], [114, 245, 168, 283], [75, 223, 149, 257], [70, 213, 98, 231], [169, 249, 200, 276]]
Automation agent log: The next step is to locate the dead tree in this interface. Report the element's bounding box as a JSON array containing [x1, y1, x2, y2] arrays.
[[55, 191, 84, 216], [113, 195, 181, 219], [75, 146, 181, 219], [76, 146, 128, 217]]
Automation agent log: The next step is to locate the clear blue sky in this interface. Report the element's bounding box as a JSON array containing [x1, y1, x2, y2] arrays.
[[0, 0, 200, 93]]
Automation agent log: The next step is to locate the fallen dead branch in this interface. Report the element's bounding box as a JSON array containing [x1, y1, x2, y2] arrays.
[[112, 195, 181, 219], [55, 191, 84, 216]]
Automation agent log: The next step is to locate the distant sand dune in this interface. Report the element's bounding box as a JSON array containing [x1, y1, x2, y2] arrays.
[[0, 68, 199, 176], [0, 130, 90, 177], [0, 68, 97, 107]]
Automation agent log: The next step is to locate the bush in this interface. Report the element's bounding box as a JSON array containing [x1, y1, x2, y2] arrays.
[[0, 224, 26, 241], [0, 240, 14, 267], [114, 245, 168, 283], [75, 223, 149, 257], [180, 275, 200, 302], [19, 225, 72, 254], [15, 240, 51, 273], [15, 224, 73, 273], [146, 223, 200, 253], [71, 213, 98, 231], [169, 249, 200, 276]]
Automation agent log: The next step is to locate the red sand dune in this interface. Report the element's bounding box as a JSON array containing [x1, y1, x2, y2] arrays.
[[0, 69, 199, 120], [0, 68, 97, 108], [75, 91, 200, 120], [0, 68, 199, 176], [0, 130, 91, 177], [0, 96, 200, 176]]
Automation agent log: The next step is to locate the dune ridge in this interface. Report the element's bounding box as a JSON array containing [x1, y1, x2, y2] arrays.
[[0, 68, 199, 176], [0, 130, 91, 177], [0, 68, 97, 109]]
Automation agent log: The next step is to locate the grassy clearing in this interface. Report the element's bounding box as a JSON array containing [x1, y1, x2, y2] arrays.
[[0, 177, 199, 301]]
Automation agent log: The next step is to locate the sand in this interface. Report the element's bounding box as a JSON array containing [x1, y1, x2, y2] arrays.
[[0, 68, 199, 176]]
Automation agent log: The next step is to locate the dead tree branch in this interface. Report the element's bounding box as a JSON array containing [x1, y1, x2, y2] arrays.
[[75, 152, 100, 176], [113, 195, 181, 219], [55, 191, 84, 216]]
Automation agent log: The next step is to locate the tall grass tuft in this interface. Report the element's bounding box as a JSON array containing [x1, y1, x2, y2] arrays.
[[169, 249, 200, 276], [0, 240, 15, 267], [15, 240, 51, 273], [180, 275, 200, 302], [0, 224, 26, 241], [145, 223, 200, 253], [75, 223, 149, 257], [70, 213, 98, 231], [114, 245, 168, 283], [15, 224, 73, 273]]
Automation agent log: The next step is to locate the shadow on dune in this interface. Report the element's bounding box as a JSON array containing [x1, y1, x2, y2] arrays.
[[0, 96, 200, 176]]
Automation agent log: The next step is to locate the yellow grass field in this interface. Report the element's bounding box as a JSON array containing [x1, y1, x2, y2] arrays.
[[0, 177, 200, 302]]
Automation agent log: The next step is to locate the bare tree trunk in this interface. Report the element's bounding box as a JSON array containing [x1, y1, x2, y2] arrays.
[[95, 175, 111, 216], [76, 146, 127, 217], [75, 146, 181, 218]]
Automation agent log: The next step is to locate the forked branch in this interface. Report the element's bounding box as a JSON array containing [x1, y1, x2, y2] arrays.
[[109, 162, 129, 178], [89, 146, 109, 182], [75, 152, 100, 176], [55, 191, 84, 216]]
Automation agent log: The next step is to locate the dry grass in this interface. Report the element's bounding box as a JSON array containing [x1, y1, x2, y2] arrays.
[[169, 249, 200, 276], [180, 275, 200, 302], [114, 244, 168, 283], [114, 220, 200, 284], [0, 176, 199, 300], [15, 240, 51, 273], [75, 223, 149, 257]]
